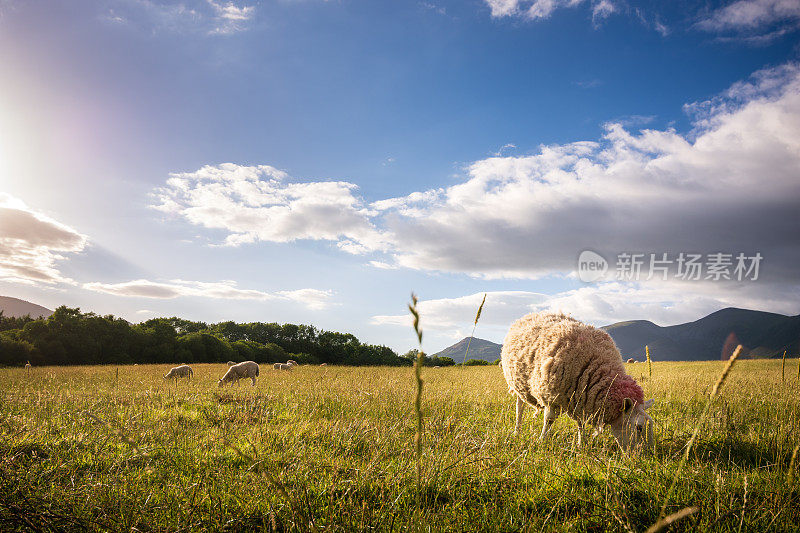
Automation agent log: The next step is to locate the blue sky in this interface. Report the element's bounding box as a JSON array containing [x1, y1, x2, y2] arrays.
[[1, 0, 800, 354]]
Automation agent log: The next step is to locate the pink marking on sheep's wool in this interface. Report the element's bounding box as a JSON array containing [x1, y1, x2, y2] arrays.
[[603, 374, 644, 423]]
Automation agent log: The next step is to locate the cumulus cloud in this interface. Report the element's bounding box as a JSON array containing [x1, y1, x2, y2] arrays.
[[83, 278, 335, 309], [372, 63, 800, 284], [153, 63, 800, 321], [0, 194, 88, 285], [698, 0, 800, 32], [153, 163, 388, 251], [483, 0, 617, 22]]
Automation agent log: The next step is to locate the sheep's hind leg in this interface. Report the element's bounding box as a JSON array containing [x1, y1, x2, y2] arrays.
[[514, 396, 525, 436]]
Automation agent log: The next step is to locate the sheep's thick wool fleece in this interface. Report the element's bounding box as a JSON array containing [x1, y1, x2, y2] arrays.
[[502, 312, 643, 424]]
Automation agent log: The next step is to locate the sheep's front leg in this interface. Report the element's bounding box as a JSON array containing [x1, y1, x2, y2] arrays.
[[514, 396, 525, 436], [539, 406, 557, 441]]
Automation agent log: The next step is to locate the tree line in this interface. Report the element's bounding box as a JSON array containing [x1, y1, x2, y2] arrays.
[[0, 306, 412, 367]]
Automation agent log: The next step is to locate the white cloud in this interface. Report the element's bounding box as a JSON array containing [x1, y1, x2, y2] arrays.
[[207, 0, 255, 34], [152, 63, 800, 321], [698, 0, 800, 32], [591, 0, 614, 22], [493, 143, 517, 156], [107, 0, 255, 35], [484, 0, 617, 22], [277, 288, 336, 310], [420, 2, 447, 16], [369, 260, 398, 270], [152, 163, 388, 252], [0, 193, 88, 285], [371, 291, 548, 329], [371, 281, 800, 341], [83, 278, 335, 309], [370, 63, 800, 283], [485, 0, 520, 18]]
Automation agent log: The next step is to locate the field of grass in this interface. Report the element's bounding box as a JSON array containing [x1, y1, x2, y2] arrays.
[[0, 360, 798, 532]]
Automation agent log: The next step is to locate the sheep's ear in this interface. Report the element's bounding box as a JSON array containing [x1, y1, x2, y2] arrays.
[[623, 398, 635, 412], [643, 399, 655, 410]]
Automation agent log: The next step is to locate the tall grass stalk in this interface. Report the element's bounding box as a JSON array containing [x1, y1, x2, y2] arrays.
[[656, 345, 743, 521], [646, 345, 652, 382], [788, 444, 799, 484], [644, 507, 698, 533], [782, 351, 786, 382], [463, 294, 486, 365], [408, 293, 425, 516]]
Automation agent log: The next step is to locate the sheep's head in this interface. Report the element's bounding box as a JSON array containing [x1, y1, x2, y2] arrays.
[[608, 398, 654, 452], [217, 379, 224, 388]]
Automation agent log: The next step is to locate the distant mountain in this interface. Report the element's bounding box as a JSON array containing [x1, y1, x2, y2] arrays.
[[433, 307, 800, 363], [432, 337, 502, 363], [603, 308, 800, 361], [0, 296, 52, 319]]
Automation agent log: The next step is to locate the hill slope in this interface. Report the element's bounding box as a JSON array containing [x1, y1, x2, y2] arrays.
[[433, 307, 800, 363], [432, 337, 502, 363], [603, 307, 800, 361], [0, 296, 52, 318]]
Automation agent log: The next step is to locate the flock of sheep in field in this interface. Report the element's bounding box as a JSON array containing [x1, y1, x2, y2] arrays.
[[156, 312, 657, 453], [163, 359, 302, 388]]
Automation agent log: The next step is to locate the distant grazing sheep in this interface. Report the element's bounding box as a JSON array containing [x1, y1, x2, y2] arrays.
[[219, 361, 259, 387], [164, 364, 193, 381], [273, 363, 293, 371], [627, 358, 636, 363], [24, 361, 31, 370], [286, 359, 299, 367], [320, 363, 327, 366], [501, 312, 654, 451], [227, 361, 237, 367]]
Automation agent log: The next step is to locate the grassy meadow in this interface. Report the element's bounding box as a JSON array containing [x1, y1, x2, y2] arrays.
[[0, 360, 798, 532]]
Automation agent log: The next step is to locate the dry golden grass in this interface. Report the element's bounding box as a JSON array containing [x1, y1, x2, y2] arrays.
[[0, 358, 797, 531]]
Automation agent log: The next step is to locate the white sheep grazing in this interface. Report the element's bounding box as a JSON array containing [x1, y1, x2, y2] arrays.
[[286, 359, 299, 367], [502, 312, 654, 451], [226, 361, 237, 367], [164, 364, 193, 381], [273, 363, 293, 371], [626, 358, 636, 364], [218, 361, 259, 387]]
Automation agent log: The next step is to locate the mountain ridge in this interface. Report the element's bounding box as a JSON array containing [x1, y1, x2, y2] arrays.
[[433, 307, 800, 362], [0, 296, 53, 319], [432, 337, 502, 363]]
